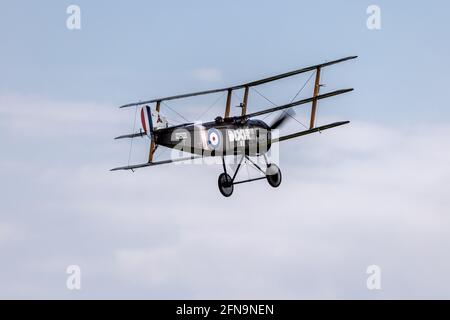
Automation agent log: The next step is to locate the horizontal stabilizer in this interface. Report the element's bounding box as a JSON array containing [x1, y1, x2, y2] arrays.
[[114, 131, 146, 140], [272, 121, 350, 143], [110, 155, 201, 171]]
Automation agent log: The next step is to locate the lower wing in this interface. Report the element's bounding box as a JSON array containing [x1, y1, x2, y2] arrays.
[[110, 155, 201, 171]]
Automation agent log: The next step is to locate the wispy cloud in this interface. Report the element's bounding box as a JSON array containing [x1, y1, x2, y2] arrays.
[[0, 222, 25, 246], [0, 94, 124, 138], [192, 68, 223, 82], [1, 95, 450, 298]]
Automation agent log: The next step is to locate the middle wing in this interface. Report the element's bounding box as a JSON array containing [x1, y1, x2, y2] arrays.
[[244, 89, 353, 119]]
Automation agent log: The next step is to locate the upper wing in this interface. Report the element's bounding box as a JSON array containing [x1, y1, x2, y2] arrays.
[[119, 56, 357, 108]]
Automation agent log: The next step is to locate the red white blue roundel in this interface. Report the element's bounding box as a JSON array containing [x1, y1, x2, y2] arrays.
[[207, 128, 221, 149]]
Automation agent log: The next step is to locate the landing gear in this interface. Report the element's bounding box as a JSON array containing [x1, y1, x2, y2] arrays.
[[265, 163, 282, 188], [218, 173, 234, 197], [217, 155, 282, 197]]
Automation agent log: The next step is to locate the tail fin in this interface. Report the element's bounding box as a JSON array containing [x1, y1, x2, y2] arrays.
[[141, 105, 168, 136], [114, 105, 169, 140], [140, 105, 153, 136], [114, 105, 169, 164]]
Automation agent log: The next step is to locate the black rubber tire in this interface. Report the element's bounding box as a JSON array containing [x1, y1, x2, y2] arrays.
[[266, 164, 282, 188], [218, 173, 234, 197]]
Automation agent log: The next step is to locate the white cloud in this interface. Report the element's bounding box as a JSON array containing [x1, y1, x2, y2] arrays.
[[192, 68, 223, 82], [1, 95, 450, 298], [0, 94, 125, 138], [0, 222, 24, 246]]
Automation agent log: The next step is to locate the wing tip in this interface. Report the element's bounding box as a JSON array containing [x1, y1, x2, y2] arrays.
[[110, 167, 125, 171]]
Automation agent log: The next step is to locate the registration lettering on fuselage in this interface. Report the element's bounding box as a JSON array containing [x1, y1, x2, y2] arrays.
[[227, 128, 255, 146]]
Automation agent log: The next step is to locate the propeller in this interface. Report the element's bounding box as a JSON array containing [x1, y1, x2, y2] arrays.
[[270, 108, 296, 130]]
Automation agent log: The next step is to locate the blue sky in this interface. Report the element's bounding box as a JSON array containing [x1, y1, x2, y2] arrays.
[[2, 0, 449, 122], [1, 1, 450, 299]]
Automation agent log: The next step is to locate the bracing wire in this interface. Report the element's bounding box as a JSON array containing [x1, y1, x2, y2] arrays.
[[162, 101, 190, 122], [230, 92, 243, 111], [252, 87, 277, 107], [251, 87, 281, 122], [250, 87, 278, 121], [165, 116, 183, 125], [233, 90, 243, 102], [127, 104, 139, 167], [285, 108, 308, 129], [154, 144, 169, 160], [251, 83, 309, 129], [285, 71, 316, 129], [195, 91, 227, 120], [279, 71, 316, 129], [290, 71, 315, 103]]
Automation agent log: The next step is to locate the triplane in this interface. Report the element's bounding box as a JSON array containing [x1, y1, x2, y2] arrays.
[[112, 56, 357, 197]]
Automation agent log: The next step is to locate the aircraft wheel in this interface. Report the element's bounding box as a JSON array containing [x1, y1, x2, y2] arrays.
[[218, 173, 234, 197], [266, 164, 282, 188]]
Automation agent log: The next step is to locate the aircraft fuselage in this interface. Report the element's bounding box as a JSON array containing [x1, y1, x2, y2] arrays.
[[154, 118, 272, 157]]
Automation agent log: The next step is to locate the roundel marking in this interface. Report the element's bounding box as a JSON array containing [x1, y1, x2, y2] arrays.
[[207, 128, 221, 149]]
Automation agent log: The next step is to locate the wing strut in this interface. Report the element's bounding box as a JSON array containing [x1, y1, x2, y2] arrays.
[[224, 89, 232, 118], [148, 101, 161, 162], [309, 68, 321, 129], [241, 86, 249, 117]]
